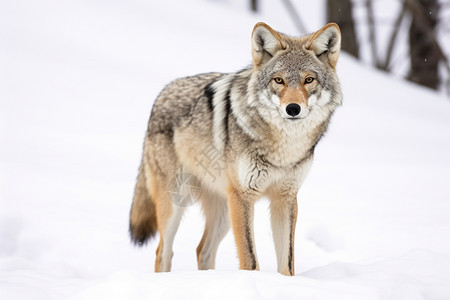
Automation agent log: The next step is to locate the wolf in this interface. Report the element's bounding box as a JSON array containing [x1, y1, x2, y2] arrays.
[[129, 22, 342, 276]]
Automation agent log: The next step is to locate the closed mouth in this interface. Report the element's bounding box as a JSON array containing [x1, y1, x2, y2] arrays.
[[285, 117, 302, 122]]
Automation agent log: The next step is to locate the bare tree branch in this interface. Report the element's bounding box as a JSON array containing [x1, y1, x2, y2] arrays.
[[250, 0, 258, 13], [327, 0, 359, 58], [281, 0, 307, 34], [366, 0, 380, 67], [381, 1, 407, 71], [405, 0, 450, 90]]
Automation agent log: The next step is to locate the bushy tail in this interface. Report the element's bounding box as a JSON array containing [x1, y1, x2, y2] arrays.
[[129, 160, 157, 246]]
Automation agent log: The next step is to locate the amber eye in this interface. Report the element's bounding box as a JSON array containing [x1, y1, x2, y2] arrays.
[[305, 77, 314, 84], [274, 77, 284, 84]]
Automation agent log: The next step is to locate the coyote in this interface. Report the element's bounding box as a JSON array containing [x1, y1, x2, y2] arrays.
[[129, 22, 342, 276]]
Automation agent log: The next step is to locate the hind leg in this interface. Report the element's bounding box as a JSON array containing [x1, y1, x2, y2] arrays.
[[145, 133, 188, 272], [196, 189, 230, 270], [153, 171, 185, 272], [154, 199, 184, 272], [149, 159, 186, 272], [152, 169, 190, 272], [154, 168, 205, 271]]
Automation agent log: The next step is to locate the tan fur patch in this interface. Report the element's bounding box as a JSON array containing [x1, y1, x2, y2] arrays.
[[280, 86, 308, 106], [153, 184, 173, 235], [155, 240, 163, 272], [227, 184, 259, 271], [196, 229, 207, 261]]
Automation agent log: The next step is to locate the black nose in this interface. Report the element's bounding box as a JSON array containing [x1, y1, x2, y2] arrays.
[[286, 103, 301, 117]]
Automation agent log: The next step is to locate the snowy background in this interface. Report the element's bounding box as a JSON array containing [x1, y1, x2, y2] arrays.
[[1, 0, 450, 299]]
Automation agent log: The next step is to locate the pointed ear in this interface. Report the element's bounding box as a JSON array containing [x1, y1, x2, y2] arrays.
[[307, 23, 341, 69], [251, 22, 286, 67]]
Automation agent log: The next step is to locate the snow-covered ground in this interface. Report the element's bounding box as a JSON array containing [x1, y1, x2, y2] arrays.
[[1, 0, 450, 299]]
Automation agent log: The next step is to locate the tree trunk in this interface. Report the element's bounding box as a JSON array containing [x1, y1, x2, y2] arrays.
[[408, 0, 440, 90], [250, 0, 258, 13], [327, 0, 359, 58]]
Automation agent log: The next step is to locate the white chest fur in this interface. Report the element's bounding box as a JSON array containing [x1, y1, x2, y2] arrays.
[[234, 109, 326, 192]]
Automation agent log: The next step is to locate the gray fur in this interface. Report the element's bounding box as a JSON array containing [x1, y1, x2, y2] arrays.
[[129, 22, 342, 275]]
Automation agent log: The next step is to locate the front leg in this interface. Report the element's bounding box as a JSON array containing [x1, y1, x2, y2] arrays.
[[269, 192, 298, 276], [227, 187, 259, 271]]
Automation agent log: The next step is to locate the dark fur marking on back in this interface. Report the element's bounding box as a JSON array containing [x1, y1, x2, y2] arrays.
[[224, 88, 231, 147], [204, 83, 215, 112]]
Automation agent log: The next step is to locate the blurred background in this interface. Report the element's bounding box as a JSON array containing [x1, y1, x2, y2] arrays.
[[251, 0, 450, 93]]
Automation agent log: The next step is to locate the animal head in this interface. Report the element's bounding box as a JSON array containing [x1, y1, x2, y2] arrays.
[[250, 22, 342, 122]]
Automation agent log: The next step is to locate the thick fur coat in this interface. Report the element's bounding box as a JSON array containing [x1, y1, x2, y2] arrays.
[[129, 22, 342, 275]]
